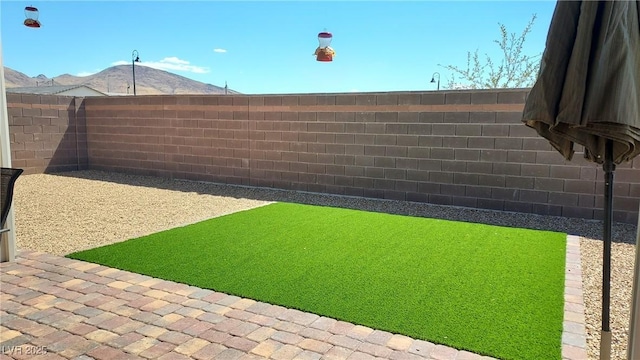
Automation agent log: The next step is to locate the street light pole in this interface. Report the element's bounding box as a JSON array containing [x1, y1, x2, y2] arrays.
[[430, 72, 440, 91], [132, 50, 140, 96]]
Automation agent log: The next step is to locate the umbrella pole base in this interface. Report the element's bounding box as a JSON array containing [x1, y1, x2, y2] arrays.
[[600, 330, 612, 360]]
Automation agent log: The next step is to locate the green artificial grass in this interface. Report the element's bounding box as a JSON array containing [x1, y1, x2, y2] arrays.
[[68, 202, 566, 360]]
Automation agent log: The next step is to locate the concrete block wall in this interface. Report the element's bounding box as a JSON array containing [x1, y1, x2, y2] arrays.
[[80, 89, 640, 224], [7, 94, 88, 174]]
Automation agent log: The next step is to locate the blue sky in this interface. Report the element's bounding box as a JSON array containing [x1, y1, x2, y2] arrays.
[[1, 1, 557, 94]]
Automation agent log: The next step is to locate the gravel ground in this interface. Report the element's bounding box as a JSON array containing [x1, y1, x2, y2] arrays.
[[581, 238, 636, 360], [9, 170, 640, 359]]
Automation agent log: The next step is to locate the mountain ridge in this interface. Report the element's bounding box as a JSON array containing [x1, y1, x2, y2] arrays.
[[4, 65, 239, 95]]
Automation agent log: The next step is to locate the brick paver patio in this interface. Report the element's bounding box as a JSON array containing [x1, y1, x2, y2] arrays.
[[0, 237, 587, 359]]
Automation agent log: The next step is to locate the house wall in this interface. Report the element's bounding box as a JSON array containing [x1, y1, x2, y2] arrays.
[[7, 93, 88, 174], [7, 90, 640, 224]]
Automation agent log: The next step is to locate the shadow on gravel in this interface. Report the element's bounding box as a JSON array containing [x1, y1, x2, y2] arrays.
[[50, 170, 638, 244]]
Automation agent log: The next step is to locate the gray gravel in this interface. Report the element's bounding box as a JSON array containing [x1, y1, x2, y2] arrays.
[[10, 170, 639, 359], [581, 238, 636, 360]]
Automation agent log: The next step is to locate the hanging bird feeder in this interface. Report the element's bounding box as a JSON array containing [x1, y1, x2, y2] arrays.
[[314, 31, 335, 62], [24, 6, 41, 28]]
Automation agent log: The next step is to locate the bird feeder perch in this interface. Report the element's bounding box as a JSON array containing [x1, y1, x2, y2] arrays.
[[314, 31, 335, 62], [24, 6, 41, 28]]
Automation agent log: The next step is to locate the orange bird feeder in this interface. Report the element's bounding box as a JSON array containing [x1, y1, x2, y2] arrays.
[[314, 31, 335, 62], [24, 6, 41, 28]]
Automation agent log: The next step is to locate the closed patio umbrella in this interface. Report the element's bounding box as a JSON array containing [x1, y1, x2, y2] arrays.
[[522, 1, 640, 359]]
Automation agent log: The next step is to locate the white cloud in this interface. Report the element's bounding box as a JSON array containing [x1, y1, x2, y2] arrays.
[[213, 48, 227, 53], [162, 56, 189, 64], [111, 61, 128, 66], [76, 71, 98, 77], [349, 89, 361, 92], [111, 57, 210, 74]]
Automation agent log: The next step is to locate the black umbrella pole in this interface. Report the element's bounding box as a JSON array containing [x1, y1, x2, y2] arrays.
[[601, 139, 615, 360]]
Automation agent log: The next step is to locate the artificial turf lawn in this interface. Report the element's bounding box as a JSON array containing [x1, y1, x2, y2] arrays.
[[68, 202, 566, 360]]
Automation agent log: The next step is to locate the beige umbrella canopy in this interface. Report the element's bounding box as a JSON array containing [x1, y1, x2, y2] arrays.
[[522, 1, 639, 360]]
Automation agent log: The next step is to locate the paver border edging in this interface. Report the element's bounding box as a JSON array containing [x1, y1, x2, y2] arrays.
[[562, 235, 589, 359]]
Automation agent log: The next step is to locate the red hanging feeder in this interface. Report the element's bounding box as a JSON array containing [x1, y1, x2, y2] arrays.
[[24, 6, 41, 28], [314, 31, 335, 62]]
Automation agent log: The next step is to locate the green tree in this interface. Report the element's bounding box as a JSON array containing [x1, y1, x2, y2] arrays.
[[439, 14, 542, 89]]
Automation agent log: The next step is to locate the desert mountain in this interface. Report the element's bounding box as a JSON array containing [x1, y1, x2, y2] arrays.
[[4, 65, 239, 95]]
